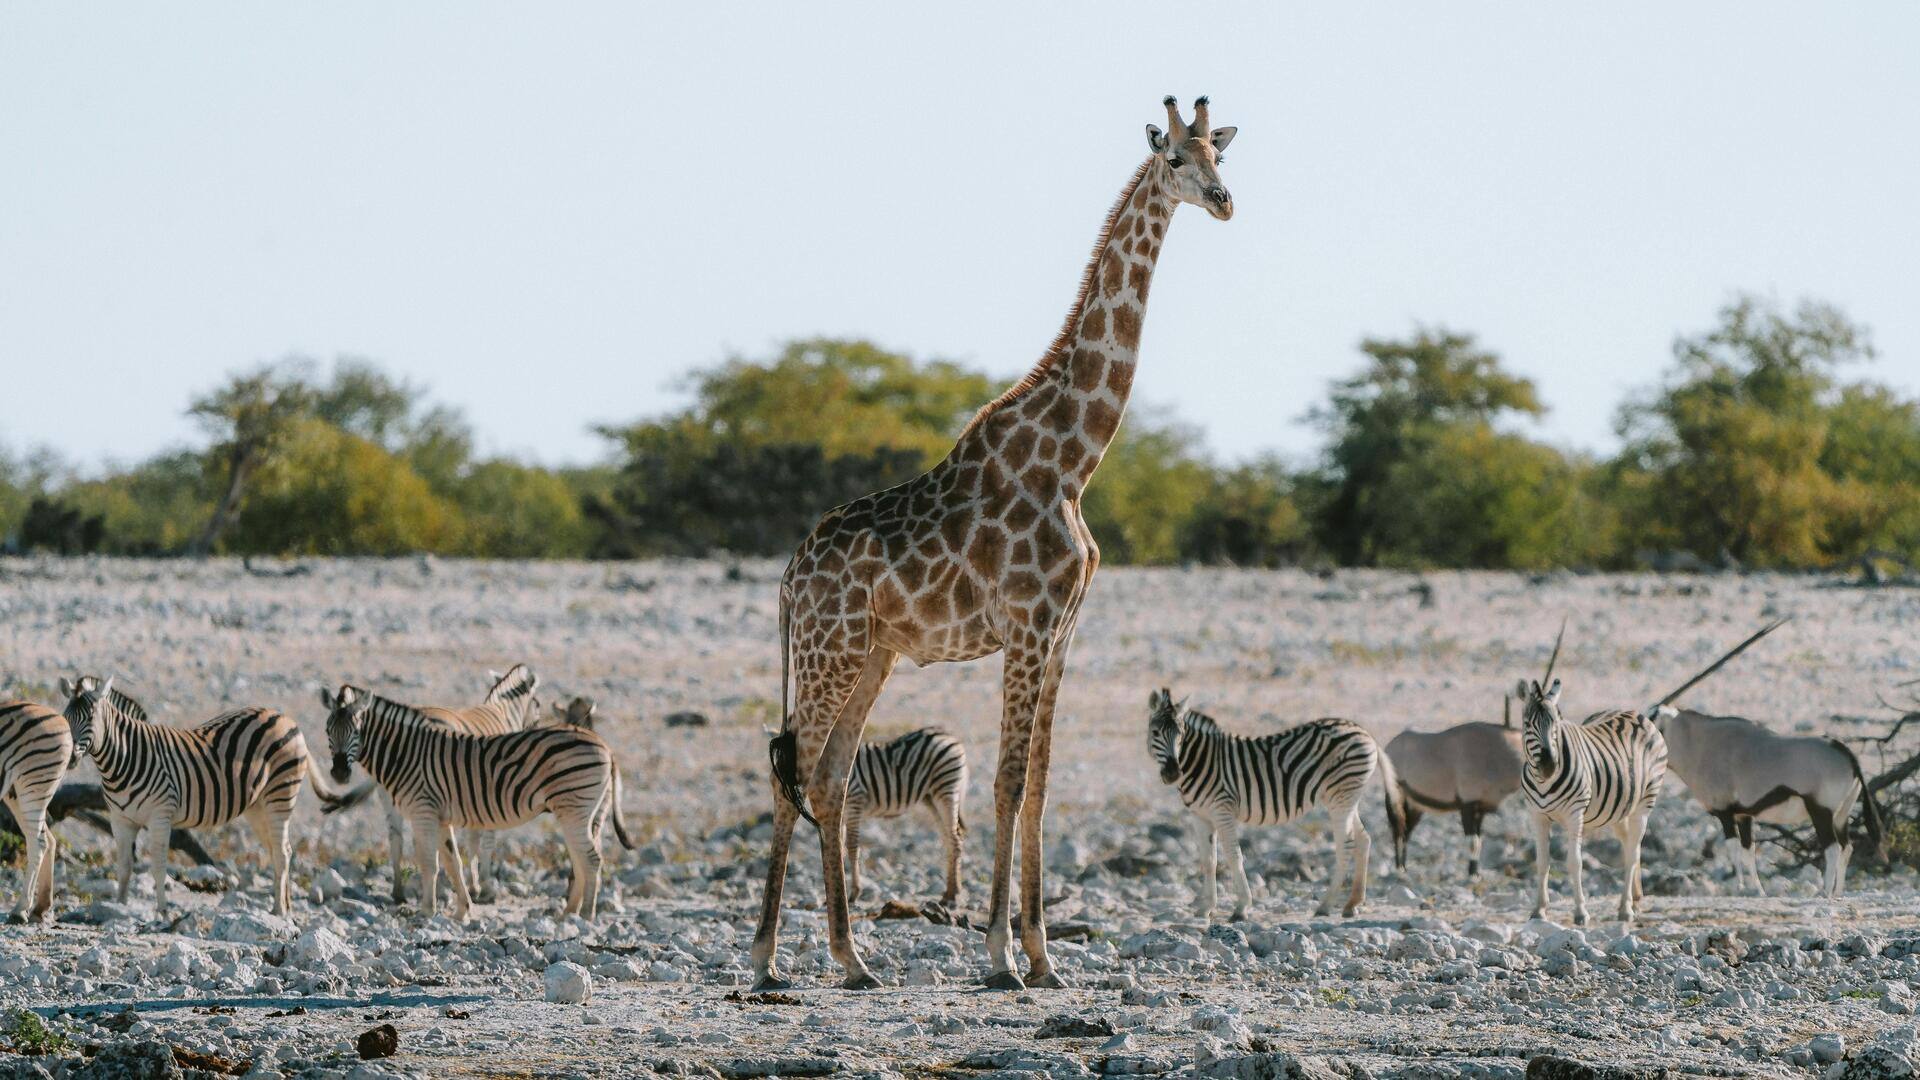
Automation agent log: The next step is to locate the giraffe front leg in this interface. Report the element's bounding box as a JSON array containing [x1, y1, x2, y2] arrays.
[[1530, 812, 1551, 920], [809, 648, 897, 991], [843, 802, 865, 905]]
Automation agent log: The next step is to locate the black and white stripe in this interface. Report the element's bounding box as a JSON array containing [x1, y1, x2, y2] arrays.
[[1, 699, 74, 922], [844, 728, 968, 906], [320, 684, 632, 919], [62, 675, 309, 915], [1148, 689, 1403, 920], [325, 664, 542, 904], [1518, 677, 1667, 924]]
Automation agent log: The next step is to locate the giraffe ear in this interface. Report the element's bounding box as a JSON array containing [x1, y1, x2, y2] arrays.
[[1145, 124, 1168, 154], [1209, 127, 1237, 155]]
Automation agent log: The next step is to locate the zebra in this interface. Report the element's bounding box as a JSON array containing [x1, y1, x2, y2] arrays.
[[319, 684, 632, 919], [1654, 705, 1883, 898], [61, 675, 311, 916], [1, 698, 73, 922], [844, 727, 968, 906], [322, 664, 544, 904], [1516, 677, 1667, 925], [1384, 719, 1525, 878], [1147, 688, 1406, 920]]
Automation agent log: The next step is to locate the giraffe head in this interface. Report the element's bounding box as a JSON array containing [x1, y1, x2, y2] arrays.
[[1146, 95, 1237, 220]]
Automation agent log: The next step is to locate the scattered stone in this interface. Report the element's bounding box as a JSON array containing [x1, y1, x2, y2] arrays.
[[664, 711, 710, 728], [545, 961, 594, 1004], [1037, 1014, 1118, 1039], [1526, 1056, 1669, 1080]]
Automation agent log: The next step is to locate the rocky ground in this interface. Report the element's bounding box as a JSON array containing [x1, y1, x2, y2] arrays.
[[0, 558, 1916, 1079]]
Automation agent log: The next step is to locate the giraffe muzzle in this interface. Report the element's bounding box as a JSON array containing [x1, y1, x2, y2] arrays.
[[1206, 186, 1233, 220]]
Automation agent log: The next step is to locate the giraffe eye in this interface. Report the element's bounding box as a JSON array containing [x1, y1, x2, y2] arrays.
[[1168, 155, 1185, 169]]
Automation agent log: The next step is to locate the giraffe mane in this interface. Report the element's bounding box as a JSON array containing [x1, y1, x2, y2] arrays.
[[956, 158, 1156, 440]]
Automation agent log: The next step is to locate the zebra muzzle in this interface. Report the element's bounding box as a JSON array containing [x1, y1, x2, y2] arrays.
[[331, 754, 353, 784]]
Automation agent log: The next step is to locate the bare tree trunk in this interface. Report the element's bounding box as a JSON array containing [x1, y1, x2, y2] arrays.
[[188, 449, 255, 558]]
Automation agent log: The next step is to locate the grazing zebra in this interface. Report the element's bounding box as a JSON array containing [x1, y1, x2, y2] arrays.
[[1655, 705, 1882, 898], [1147, 689, 1405, 920], [1385, 720, 1525, 878], [324, 664, 544, 904], [319, 684, 632, 919], [61, 676, 310, 916], [1517, 678, 1667, 925], [844, 728, 968, 906], [1, 699, 73, 922]]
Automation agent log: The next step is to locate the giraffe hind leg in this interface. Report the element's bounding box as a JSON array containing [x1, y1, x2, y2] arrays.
[[808, 647, 898, 991]]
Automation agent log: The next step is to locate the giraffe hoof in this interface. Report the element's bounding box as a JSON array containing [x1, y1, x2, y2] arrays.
[[841, 972, 883, 991], [1026, 970, 1068, 989], [751, 975, 794, 993], [981, 970, 1026, 992]]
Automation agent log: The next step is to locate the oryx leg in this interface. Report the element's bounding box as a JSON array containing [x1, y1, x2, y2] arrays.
[[1461, 804, 1485, 879]]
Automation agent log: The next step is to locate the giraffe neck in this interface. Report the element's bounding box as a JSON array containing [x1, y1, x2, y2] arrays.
[[955, 159, 1178, 496]]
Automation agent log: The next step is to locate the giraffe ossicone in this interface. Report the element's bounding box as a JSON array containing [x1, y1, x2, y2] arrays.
[[751, 94, 1242, 993]]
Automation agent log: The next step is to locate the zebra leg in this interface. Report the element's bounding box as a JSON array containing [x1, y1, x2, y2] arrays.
[[439, 825, 472, 921], [561, 811, 603, 920], [1219, 819, 1252, 922], [148, 813, 176, 911], [1194, 820, 1218, 918], [381, 787, 408, 905], [1530, 812, 1551, 920], [1617, 812, 1646, 922], [409, 814, 444, 917], [1344, 814, 1372, 917], [808, 648, 898, 992], [31, 820, 57, 922], [1315, 809, 1352, 918], [246, 806, 295, 917], [6, 795, 45, 923], [1806, 799, 1840, 899], [932, 794, 962, 907], [1565, 818, 1587, 926], [844, 801, 864, 904], [110, 814, 138, 902]]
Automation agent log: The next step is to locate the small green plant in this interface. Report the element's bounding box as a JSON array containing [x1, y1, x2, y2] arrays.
[[1679, 994, 1705, 1008], [6, 1010, 71, 1056], [1842, 989, 1883, 1000], [1318, 986, 1351, 1005]]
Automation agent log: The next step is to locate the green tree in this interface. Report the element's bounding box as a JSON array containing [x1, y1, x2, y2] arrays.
[[228, 418, 458, 555], [453, 459, 593, 558], [60, 451, 213, 555], [1178, 457, 1312, 567], [1307, 329, 1554, 567], [1612, 296, 1882, 566], [186, 364, 316, 556]]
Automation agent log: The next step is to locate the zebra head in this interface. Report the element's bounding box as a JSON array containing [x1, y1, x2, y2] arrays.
[[1517, 677, 1565, 775], [485, 664, 541, 724], [1147, 687, 1186, 784], [58, 674, 115, 759], [319, 684, 371, 783]]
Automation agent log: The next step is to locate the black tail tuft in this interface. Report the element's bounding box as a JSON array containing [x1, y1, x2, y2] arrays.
[[1834, 738, 1887, 861], [317, 779, 377, 816], [769, 729, 817, 828]]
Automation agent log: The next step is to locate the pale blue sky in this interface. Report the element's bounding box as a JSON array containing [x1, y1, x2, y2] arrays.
[[3, 4, 1916, 471]]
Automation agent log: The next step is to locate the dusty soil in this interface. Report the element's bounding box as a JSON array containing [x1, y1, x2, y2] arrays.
[[1, 558, 1916, 1079]]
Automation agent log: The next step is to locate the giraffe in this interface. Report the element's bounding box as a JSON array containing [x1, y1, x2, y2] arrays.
[[752, 95, 1239, 992]]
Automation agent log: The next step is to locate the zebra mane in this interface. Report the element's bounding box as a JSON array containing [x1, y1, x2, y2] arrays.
[[74, 676, 149, 723], [485, 664, 537, 704], [1180, 710, 1226, 740]]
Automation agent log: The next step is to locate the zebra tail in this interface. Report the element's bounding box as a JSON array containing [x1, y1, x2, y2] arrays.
[[610, 760, 636, 851], [1374, 736, 1409, 847], [1832, 738, 1886, 861], [768, 578, 818, 829], [314, 777, 378, 816]]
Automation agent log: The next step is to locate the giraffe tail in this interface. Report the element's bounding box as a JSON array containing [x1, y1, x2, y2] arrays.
[[770, 729, 817, 828]]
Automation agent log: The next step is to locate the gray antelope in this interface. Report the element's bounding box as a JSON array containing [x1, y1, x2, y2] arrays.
[[1655, 705, 1883, 897], [320, 684, 632, 919], [323, 664, 544, 903], [1, 698, 73, 922], [1517, 678, 1667, 924], [1147, 689, 1406, 920], [61, 676, 311, 916], [1384, 719, 1524, 878], [844, 728, 969, 906]]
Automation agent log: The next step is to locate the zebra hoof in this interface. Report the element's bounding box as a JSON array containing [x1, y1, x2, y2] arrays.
[[4, 911, 26, 926], [841, 972, 883, 991], [751, 974, 794, 993], [1228, 911, 1249, 924], [1026, 970, 1068, 989], [981, 970, 1026, 992]]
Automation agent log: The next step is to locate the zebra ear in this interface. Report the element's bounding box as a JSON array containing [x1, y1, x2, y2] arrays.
[[1545, 678, 1562, 704], [60, 677, 75, 700], [1514, 679, 1529, 701], [487, 669, 502, 682], [100, 675, 114, 699], [318, 687, 336, 710]]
